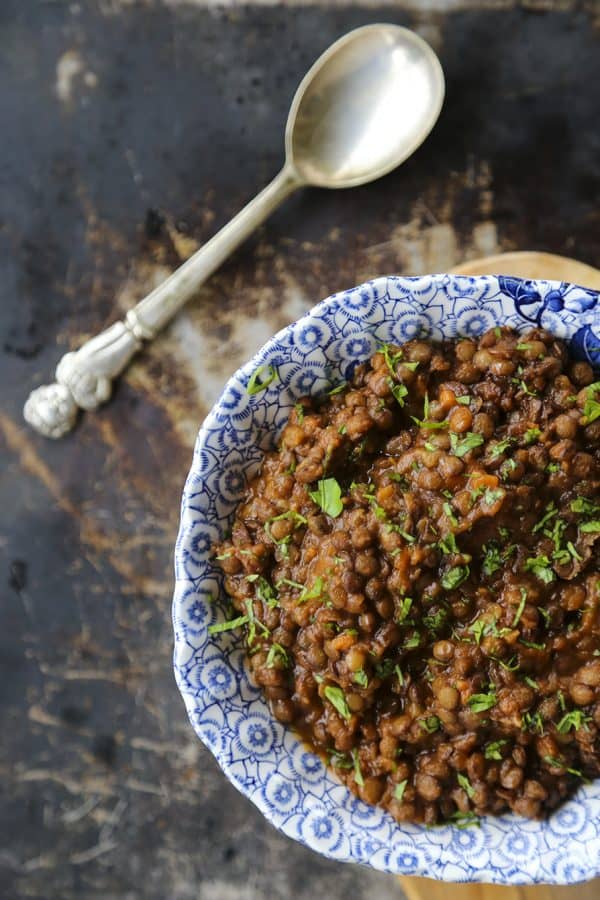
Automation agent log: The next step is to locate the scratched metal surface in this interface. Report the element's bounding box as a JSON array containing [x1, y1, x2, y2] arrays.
[[1, 1, 600, 897]]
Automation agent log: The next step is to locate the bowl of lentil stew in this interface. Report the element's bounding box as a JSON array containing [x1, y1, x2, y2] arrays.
[[173, 274, 600, 885]]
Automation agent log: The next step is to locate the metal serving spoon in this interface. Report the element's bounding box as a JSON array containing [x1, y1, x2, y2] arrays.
[[24, 23, 444, 438]]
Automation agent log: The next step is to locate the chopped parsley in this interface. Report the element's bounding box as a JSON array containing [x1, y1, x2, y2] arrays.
[[484, 739, 508, 761], [309, 478, 343, 517], [379, 343, 404, 377], [583, 382, 600, 423], [419, 715, 441, 734], [520, 639, 545, 651], [328, 382, 347, 396], [524, 555, 555, 584], [451, 811, 480, 829], [246, 574, 279, 608], [450, 431, 485, 458], [482, 542, 503, 577], [580, 521, 600, 533], [456, 395, 471, 405], [489, 437, 514, 459], [404, 634, 421, 650], [323, 685, 351, 721], [441, 565, 470, 591], [244, 597, 270, 646], [298, 576, 327, 604], [443, 502, 458, 526], [396, 596, 413, 623], [423, 608, 448, 633], [512, 588, 528, 627], [374, 658, 396, 679], [543, 756, 583, 777], [523, 427, 541, 445], [247, 364, 277, 394], [438, 532, 459, 555], [457, 773, 475, 799], [468, 689, 497, 713], [394, 780, 408, 802], [532, 502, 558, 534], [353, 669, 369, 688], [328, 749, 353, 769], [571, 497, 600, 516], [556, 710, 592, 734], [208, 613, 250, 635], [266, 643, 290, 669], [388, 378, 409, 406], [411, 393, 449, 430], [522, 710, 544, 734], [351, 748, 364, 786]]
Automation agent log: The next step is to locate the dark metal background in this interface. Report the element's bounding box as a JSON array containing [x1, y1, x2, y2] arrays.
[[1, 2, 599, 897]]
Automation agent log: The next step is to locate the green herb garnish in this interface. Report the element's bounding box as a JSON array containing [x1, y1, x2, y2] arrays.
[[457, 773, 475, 799], [522, 711, 544, 734], [583, 382, 600, 423], [544, 756, 583, 777], [450, 431, 485, 458], [441, 565, 470, 591], [394, 780, 408, 802], [468, 689, 497, 713], [374, 658, 396, 679], [298, 576, 327, 604], [484, 740, 507, 761], [520, 639, 545, 651], [556, 710, 592, 734], [396, 597, 413, 623], [323, 685, 351, 721], [208, 614, 250, 635], [451, 811, 480, 829], [328, 749, 353, 769], [523, 427, 541, 445], [247, 364, 277, 394], [532, 502, 558, 534], [489, 437, 514, 459], [309, 478, 343, 518], [512, 588, 528, 627], [351, 748, 364, 786], [388, 378, 409, 407], [524, 555, 555, 584], [353, 669, 369, 688], [266, 643, 290, 669], [419, 715, 441, 734]]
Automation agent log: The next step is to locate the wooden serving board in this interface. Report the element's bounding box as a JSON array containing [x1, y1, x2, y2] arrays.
[[399, 251, 600, 900]]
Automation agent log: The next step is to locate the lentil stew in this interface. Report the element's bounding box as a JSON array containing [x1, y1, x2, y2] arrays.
[[213, 328, 600, 825]]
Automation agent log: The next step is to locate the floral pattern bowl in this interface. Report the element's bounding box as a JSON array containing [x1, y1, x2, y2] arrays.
[[173, 274, 600, 885]]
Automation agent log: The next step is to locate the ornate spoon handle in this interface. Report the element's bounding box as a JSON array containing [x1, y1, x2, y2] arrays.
[[24, 167, 300, 438]]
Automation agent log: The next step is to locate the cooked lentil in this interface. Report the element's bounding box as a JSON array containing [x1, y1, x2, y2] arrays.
[[213, 327, 600, 824]]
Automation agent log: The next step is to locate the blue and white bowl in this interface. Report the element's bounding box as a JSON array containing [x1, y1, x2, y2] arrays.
[[173, 274, 600, 885]]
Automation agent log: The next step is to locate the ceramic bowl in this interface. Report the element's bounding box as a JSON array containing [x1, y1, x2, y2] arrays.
[[173, 274, 600, 885]]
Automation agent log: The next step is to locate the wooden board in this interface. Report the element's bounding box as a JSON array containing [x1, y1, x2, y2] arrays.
[[452, 251, 600, 289], [400, 250, 600, 900]]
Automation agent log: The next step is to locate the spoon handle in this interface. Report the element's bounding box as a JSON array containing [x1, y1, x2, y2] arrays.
[[23, 165, 301, 438]]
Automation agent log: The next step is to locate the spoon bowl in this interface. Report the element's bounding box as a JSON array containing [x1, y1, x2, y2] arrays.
[[287, 24, 445, 188]]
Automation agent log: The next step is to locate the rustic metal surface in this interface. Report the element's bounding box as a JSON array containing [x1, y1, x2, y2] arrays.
[[1, 2, 600, 898]]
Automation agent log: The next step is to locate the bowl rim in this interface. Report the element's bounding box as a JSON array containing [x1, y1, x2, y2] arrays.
[[173, 273, 600, 885]]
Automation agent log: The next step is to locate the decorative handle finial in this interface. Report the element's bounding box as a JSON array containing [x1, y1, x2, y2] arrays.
[[23, 313, 149, 438]]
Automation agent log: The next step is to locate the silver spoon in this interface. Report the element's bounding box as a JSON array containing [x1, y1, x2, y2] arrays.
[[24, 23, 444, 438]]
